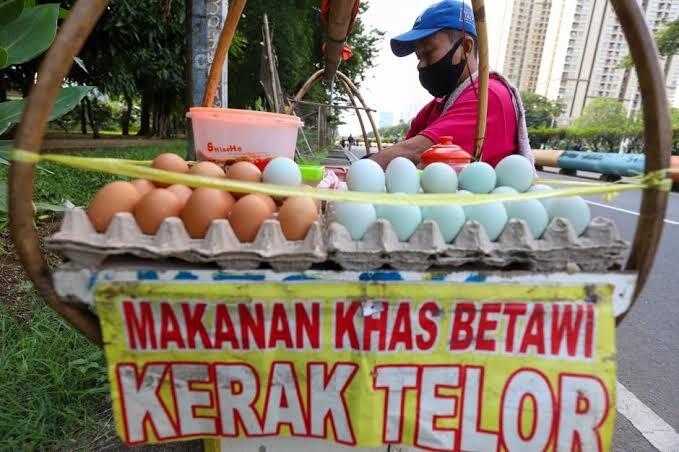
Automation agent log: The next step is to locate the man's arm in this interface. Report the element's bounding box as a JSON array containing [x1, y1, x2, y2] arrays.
[[368, 135, 435, 169]]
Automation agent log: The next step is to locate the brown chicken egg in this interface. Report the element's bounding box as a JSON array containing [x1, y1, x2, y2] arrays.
[[252, 194, 277, 214], [189, 161, 226, 178], [180, 188, 235, 239], [133, 189, 183, 235], [88, 181, 142, 232], [226, 161, 262, 199], [130, 179, 156, 196], [167, 184, 193, 208], [152, 153, 189, 187], [229, 195, 274, 242], [278, 197, 320, 241], [300, 184, 322, 211]]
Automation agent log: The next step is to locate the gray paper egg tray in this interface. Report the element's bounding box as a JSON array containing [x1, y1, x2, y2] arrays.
[[325, 217, 628, 272], [45, 208, 327, 272]]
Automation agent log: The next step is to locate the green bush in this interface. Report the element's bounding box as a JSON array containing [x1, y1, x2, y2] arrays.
[[529, 126, 679, 155]]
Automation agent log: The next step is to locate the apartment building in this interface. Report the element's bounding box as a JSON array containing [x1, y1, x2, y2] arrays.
[[503, 0, 554, 92]]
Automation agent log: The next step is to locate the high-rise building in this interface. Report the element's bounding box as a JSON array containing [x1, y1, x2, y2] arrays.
[[503, 0, 554, 92], [534, 0, 679, 125]]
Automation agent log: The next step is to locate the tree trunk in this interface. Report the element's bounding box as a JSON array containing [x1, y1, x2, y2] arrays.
[[80, 102, 88, 135], [84, 97, 100, 139], [138, 89, 151, 136], [121, 94, 133, 136], [154, 93, 172, 139]]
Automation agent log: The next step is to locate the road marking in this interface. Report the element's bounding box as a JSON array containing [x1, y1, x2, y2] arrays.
[[617, 381, 679, 451], [585, 201, 679, 225]]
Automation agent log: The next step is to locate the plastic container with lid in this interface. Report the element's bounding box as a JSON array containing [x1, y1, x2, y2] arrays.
[[187, 107, 303, 170], [420, 136, 472, 174]]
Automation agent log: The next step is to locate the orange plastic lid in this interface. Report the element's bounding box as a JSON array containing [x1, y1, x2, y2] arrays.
[[420, 136, 472, 166]]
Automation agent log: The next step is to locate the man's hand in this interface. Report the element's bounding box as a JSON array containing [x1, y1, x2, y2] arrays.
[[367, 135, 435, 169]]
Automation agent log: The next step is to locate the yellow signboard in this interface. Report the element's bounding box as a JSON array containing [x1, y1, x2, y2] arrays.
[[97, 281, 616, 451]]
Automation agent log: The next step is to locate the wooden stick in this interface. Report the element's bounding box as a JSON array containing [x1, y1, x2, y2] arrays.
[[10, 0, 111, 346], [202, 0, 247, 107], [611, 0, 671, 319], [471, 0, 489, 161], [337, 72, 383, 152], [285, 69, 325, 115], [338, 77, 370, 153]]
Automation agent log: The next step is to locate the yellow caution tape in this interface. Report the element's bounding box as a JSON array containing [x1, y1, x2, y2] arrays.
[[10, 149, 674, 206]]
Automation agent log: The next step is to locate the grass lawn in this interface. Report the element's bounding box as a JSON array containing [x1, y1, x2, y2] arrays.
[[0, 142, 193, 449]]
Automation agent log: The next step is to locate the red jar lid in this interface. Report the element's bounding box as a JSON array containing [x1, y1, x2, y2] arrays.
[[420, 136, 472, 166]]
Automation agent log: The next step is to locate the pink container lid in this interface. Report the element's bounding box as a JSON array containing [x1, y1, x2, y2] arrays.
[[186, 107, 302, 127]]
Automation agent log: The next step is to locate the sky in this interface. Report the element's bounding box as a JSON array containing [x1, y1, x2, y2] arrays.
[[338, 0, 509, 136]]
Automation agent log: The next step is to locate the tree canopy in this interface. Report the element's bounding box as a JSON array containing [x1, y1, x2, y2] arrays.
[[520, 92, 564, 129]]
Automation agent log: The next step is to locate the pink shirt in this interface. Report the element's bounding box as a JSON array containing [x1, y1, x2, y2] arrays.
[[406, 76, 519, 168]]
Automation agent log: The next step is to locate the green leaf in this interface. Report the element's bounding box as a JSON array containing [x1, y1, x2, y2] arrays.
[[0, 4, 59, 66], [0, 47, 7, 69], [58, 6, 69, 19], [22, 0, 34, 7], [0, 182, 7, 213], [0, 86, 94, 135], [0, 0, 24, 25]]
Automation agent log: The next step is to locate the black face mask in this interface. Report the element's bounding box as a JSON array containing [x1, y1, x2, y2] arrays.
[[418, 38, 466, 98]]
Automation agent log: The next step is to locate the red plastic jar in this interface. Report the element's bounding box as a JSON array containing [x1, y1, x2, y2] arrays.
[[420, 136, 472, 174]]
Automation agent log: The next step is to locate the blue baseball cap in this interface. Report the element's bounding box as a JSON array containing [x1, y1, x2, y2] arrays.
[[391, 0, 477, 57]]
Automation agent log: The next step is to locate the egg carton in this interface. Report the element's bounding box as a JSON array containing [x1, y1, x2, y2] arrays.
[[325, 216, 628, 272], [45, 208, 327, 271]]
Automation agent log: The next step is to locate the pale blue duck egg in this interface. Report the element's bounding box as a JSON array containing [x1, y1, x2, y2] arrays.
[[423, 204, 466, 243], [506, 199, 550, 239], [378, 203, 423, 241], [422, 162, 458, 193], [464, 202, 508, 241], [262, 157, 302, 186], [386, 157, 420, 194], [347, 159, 385, 193], [547, 196, 591, 236], [334, 202, 377, 240], [459, 162, 496, 193], [495, 154, 535, 192], [528, 184, 555, 210]]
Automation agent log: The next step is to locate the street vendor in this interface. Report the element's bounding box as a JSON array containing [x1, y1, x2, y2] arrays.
[[369, 0, 533, 169]]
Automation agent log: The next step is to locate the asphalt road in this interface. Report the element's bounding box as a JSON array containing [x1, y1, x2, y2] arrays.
[[539, 170, 679, 452]]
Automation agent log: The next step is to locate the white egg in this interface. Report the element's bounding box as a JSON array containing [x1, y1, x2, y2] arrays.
[[459, 162, 496, 193], [422, 163, 458, 193], [333, 202, 377, 240], [423, 204, 466, 243], [347, 159, 385, 193], [506, 200, 550, 239], [548, 196, 591, 236], [262, 157, 302, 186], [495, 154, 535, 192], [464, 202, 508, 241], [528, 184, 555, 210], [386, 157, 420, 194], [379, 203, 422, 241]]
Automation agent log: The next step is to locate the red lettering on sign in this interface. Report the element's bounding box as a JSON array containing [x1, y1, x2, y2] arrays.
[[335, 302, 360, 349], [476, 303, 501, 352], [417, 302, 439, 350], [181, 303, 211, 349], [363, 302, 389, 350], [295, 302, 320, 349], [450, 303, 475, 351], [519, 305, 545, 355], [239, 304, 266, 349], [214, 304, 239, 349], [268, 303, 293, 348], [503, 303, 527, 353], [551, 305, 585, 357], [122, 301, 157, 350], [388, 303, 414, 351], [160, 302, 185, 349]]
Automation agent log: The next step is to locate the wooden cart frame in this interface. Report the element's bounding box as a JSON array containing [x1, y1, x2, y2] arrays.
[[8, 0, 672, 346]]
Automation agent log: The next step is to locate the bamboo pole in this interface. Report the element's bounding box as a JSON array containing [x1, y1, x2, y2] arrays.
[[202, 0, 247, 107], [338, 77, 370, 153], [471, 0, 489, 161], [337, 72, 383, 152]]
